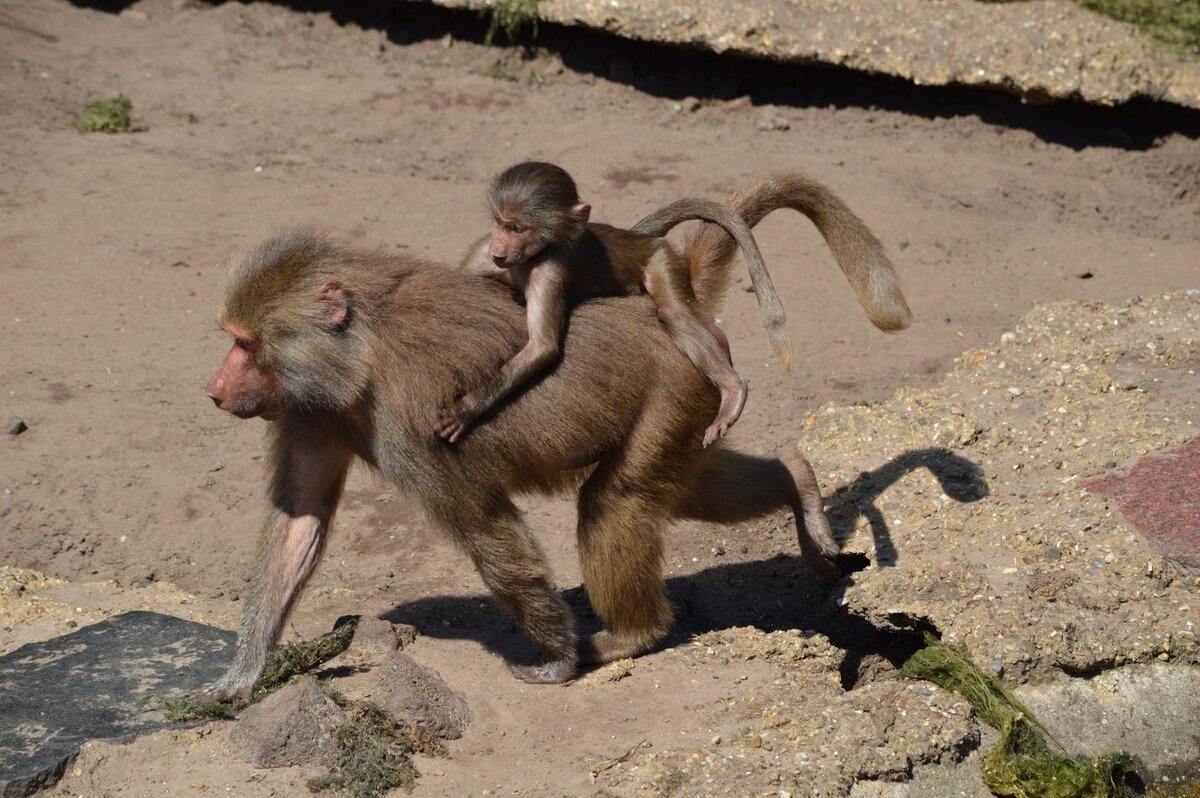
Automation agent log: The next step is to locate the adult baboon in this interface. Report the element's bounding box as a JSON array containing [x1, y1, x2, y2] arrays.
[[199, 173, 909, 697]]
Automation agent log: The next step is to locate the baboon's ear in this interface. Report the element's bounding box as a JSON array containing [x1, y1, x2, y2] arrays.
[[317, 281, 349, 328], [572, 202, 591, 225]]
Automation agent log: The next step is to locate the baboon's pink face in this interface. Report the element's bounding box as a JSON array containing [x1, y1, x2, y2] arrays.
[[206, 322, 286, 420]]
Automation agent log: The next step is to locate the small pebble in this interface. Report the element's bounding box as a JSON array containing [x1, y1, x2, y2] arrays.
[[7, 417, 27, 435], [756, 114, 790, 132]]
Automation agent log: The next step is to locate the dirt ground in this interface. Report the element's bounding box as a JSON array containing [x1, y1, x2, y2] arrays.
[[1, 0, 1198, 795]]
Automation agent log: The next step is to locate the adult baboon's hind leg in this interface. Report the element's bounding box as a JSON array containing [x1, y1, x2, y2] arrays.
[[574, 452, 682, 665], [677, 447, 840, 583]]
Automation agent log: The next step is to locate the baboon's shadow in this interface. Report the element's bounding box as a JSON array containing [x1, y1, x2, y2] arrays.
[[382, 447, 987, 687], [826, 447, 988, 567]]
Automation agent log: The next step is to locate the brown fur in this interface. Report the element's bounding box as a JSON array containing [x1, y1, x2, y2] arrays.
[[198, 229, 839, 698], [438, 161, 784, 448], [663, 172, 913, 332]]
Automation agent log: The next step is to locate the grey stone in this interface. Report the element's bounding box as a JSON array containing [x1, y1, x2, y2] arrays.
[[228, 677, 345, 768], [366, 651, 470, 740], [345, 616, 417, 665], [1016, 663, 1200, 775], [6, 418, 26, 436], [756, 114, 790, 132], [0, 611, 235, 796], [349, 617, 400, 657]]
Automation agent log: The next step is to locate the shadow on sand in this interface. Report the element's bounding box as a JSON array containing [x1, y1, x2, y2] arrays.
[[382, 446, 988, 689]]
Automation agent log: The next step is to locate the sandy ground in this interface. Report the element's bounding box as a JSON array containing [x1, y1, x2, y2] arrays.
[[1, 0, 1198, 795]]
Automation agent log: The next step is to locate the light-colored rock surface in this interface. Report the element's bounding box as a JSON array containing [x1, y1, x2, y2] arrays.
[[423, 0, 1200, 108], [815, 291, 1199, 681]]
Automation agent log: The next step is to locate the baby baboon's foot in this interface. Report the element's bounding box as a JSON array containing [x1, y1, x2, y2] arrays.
[[703, 377, 748, 448]]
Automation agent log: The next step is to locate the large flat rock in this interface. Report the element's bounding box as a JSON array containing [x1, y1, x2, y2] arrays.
[[423, 0, 1200, 109], [807, 290, 1200, 680], [0, 611, 234, 797]]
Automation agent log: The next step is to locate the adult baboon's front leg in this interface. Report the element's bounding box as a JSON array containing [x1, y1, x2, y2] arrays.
[[432, 492, 579, 684], [194, 429, 352, 702]]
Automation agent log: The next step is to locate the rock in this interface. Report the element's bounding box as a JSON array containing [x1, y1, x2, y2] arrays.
[[7, 417, 27, 435], [345, 616, 415, 665], [0, 612, 235, 796], [1017, 664, 1200, 775], [412, 0, 1200, 109], [229, 677, 345, 768], [366, 651, 470, 739], [756, 114, 790, 132]]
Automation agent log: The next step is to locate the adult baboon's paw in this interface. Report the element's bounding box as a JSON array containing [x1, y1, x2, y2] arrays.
[[510, 658, 576, 684], [191, 679, 252, 704]]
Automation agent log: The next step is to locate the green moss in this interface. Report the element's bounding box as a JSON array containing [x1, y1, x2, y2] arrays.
[[902, 634, 1140, 798], [160, 696, 245, 722], [307, 702, 426, 798], [482, 0, 540, 46], [161, 618, 357, 721], [74, 94, 132, 134], [158, 618, 449, 795], [251, 617, 358, 698], [482, 61, 517, 81], [1079, 0, 1200, 54], [977, 0, 1200, 55]]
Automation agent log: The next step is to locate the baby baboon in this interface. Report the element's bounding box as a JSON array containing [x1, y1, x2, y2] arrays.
[[438, 161, 786, 448]]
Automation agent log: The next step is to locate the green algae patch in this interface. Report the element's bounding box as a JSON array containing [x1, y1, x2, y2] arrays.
[[902, 635, 1140, 798]]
